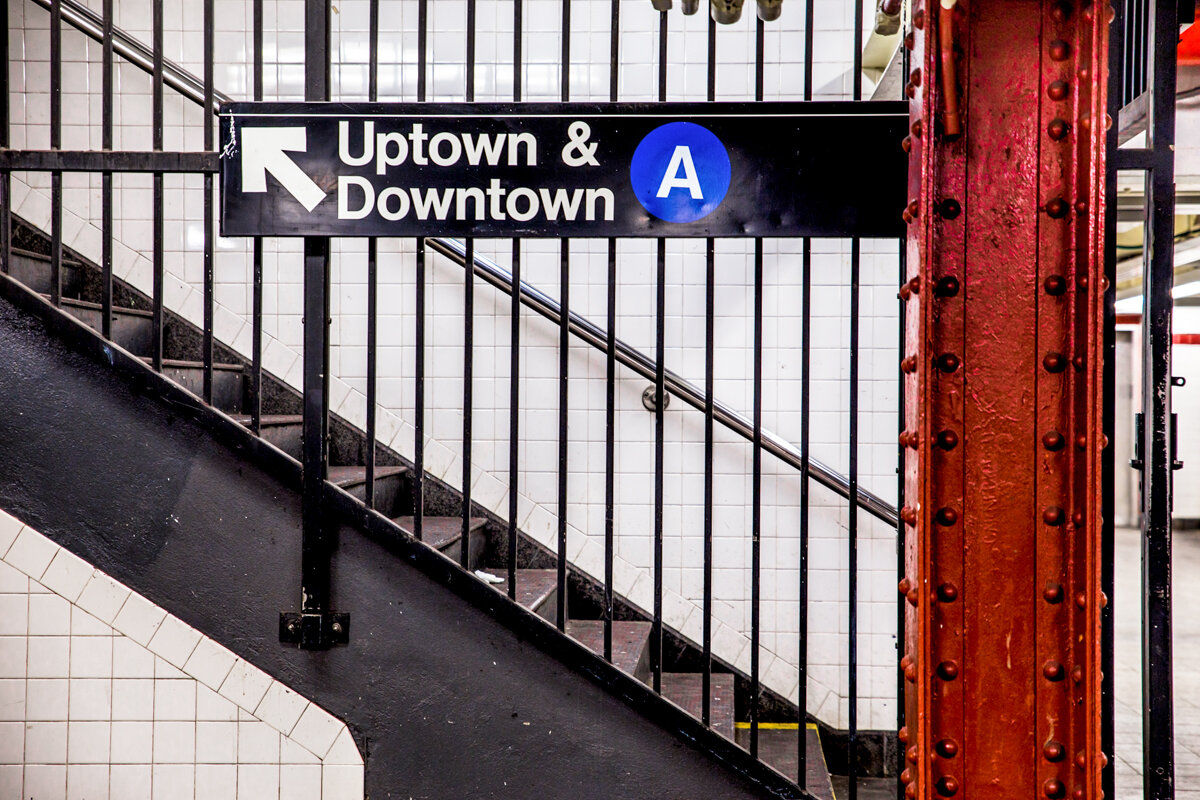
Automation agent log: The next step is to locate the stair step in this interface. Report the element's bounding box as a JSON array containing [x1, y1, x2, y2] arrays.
[[392, 515, 487, 571], [328, 465, 408, 517], [231, 414, 303, 459], [54, 296, 154, 357], [10, 249, 83, 296], [732, 725, 834, 799], [141, 358, 245, 413], [493, 569, 558, 622], [566, 620, 652, 683], [661, 672, 736, 740]]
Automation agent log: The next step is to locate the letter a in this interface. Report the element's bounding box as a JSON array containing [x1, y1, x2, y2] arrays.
[[656, 145, 703, 200]]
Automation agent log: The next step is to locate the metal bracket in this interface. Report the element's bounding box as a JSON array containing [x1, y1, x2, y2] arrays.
[[279, 612, 350, 649], [642, 385, 670, 412]]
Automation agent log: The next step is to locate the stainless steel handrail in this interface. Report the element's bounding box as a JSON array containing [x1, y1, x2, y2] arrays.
[[426, 237, 900, 527], [29, 0, 231, 111], [41, 0, 899, 528]]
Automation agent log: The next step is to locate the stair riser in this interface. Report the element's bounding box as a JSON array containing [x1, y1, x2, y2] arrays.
[[10, 254, 82, 297], [259, 424, 302, 460], [530, 587, 556, 624], [339, 473, 405, 517], [161, 366, 244, 413], [64, 305, 154, 357], [438, 526, 488, 573]]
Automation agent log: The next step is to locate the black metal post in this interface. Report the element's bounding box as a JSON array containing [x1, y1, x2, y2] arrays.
[[282, 0, 347, 650], [251, 0, 264, 435], [365, 0, 379, 508], [1140, 0, 1177, 794]]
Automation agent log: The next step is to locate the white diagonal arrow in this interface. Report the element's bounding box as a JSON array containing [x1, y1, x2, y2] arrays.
[[240, 126, 327, 212]]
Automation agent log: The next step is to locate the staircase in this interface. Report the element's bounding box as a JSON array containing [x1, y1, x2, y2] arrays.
[[2, 216, 842, 797]]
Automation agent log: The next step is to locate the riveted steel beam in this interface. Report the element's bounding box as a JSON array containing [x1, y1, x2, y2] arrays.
[[899, 1, 1109, 797]]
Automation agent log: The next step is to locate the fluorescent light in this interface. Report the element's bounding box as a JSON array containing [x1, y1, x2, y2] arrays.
[[1115, 295, 1144, 314]]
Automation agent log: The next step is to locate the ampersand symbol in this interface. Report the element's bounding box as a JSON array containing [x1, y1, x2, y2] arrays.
[[561, 121, 600, 167]]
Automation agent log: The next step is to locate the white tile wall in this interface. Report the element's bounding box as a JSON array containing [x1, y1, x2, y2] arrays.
[[0, 508, 364, 800], [11, 0, 899, 728]]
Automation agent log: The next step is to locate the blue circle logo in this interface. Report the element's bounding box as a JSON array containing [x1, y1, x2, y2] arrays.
[[629, 122, 731, 223]]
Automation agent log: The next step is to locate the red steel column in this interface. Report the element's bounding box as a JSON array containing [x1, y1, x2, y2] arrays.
[[898, 1, 1109, 798]]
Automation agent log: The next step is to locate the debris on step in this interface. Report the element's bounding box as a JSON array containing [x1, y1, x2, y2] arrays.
[[474, 569, 505, 584]]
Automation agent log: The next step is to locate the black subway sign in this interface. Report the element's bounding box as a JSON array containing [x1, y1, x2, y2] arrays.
[[219, 101, 907, 239]]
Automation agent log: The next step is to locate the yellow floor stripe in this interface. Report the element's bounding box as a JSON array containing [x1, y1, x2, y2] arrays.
[[733, 722, 819, 731]]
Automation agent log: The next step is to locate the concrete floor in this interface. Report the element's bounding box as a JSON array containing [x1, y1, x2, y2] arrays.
[[1114, 526, 1200, 800]]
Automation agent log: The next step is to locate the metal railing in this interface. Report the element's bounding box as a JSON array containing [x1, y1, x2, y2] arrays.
[[426, 236, 899, 528]]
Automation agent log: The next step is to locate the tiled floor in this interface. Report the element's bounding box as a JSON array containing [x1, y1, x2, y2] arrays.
[[1114, 527, 1200, 800]]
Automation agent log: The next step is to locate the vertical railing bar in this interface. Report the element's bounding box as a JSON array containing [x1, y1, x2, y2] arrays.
[[602, 0, 619, 656], [508, 0, 524, 602], [202, 0, 215, 405], [461, 0, 477, 571], [100, 0, 113, 339], [750, 239, 763, 761], [652, 238, 665, 693], [364, 0, 379, 509], [750, 15, 764, 762], [800, 0, 814, 780], [799, 237, 812, 785], [1142, 0, 1178, 795], [701, 6, 715, 731], [413, 0, 429, 543], [558, 0, 571, 635], [848, 236, 861, 800], [558, 239, 570, 634], [151, 0, 164, 370], [251, 0, 264, 435], [650, 5, 668, 694], [850, 1, 864, 793], [50, 0, 61, 308]]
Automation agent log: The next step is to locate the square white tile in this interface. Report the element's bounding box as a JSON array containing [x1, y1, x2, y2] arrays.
[[111, 678, 154, 722], [24, 720, 68, 763], [69, 636, 113, 679], [75, 574, 130, 625], [109, 764, 152, 800], [66, 720, 110, 764], [151, 721, 195, 764], [25, 679, 69, 721], [4, 527, 58, 580], [67, 679, 112, 721], [67, 763, 110, 800], [195, 720, 236, 763], [194, 764, 236, 800], [27, 637, 69, 679], [24, 763, 67, 800], [110, 722, 153, 764]]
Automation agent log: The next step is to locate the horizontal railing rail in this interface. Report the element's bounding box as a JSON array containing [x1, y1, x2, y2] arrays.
[[426, 237, 899, 528]]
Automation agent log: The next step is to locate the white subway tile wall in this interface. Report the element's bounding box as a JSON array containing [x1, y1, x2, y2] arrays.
[[11, 0, 900, 729], [0, 509, 364, 800]]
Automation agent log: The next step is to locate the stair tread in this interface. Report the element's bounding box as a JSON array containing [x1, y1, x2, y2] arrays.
[[392, 515, 486, 550], [231, 414, 303, 426], [328, 465, 407, 487], [661, 672, 736, 739], [566, 619, 652, 676], [13, 246, 83, 266], [492, 569, 558, 612], [141, 357, 243, 372], [43, 295, 152, 317]]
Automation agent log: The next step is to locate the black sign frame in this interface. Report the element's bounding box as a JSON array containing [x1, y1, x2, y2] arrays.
[[219, 101, 907, 239]]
